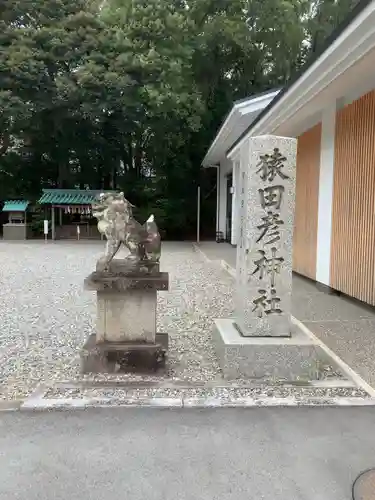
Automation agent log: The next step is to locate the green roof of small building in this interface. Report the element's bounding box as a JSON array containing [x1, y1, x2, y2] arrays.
[[2, 200, 29, 212], [38, 189, 106, 205]]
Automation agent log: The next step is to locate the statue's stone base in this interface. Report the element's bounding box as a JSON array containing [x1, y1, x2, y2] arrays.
[[213, 319, 340, 381], [82, 258, 169, 374], [85, 262, 167, 295], [80, 333, 168, 374], [95, 290, 158, 343]]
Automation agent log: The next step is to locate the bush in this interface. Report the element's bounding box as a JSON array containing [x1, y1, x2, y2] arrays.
[[29, 207, 46, 236]]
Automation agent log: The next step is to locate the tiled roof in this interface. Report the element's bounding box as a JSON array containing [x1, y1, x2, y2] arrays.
[[2, 200, 29, 212], [38, 189, 105, 205]]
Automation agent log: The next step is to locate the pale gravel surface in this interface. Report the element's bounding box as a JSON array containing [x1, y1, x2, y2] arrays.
[[0, 241, 349, 402], [0, 241, 235, 400]]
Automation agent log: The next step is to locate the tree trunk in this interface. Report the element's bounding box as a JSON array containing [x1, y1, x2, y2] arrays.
[[57, 161, 68, 188], [111, 164, 117, 189], [103, 173, 111, 189], [0, 133, 10, 157], [134, 140, 142, 178]]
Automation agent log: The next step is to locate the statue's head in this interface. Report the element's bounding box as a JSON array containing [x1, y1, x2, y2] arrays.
[[92, 191, 135, 224]]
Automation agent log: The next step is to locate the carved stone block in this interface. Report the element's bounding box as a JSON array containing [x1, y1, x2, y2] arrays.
[[80, 333, 168, 374], [96, 290, 157, 343], [235, 135, 297, 337]]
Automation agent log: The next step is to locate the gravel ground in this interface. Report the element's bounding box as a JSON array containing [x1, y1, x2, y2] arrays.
[[0, 241, 348, 401], [0, 241, 234, 400]]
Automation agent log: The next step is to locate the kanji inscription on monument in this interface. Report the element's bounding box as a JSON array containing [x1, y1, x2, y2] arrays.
[[236, 170, 247, 283], [235, 136, 297, 337]]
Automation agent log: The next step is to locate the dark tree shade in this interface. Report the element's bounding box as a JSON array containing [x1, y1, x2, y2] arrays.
[[0, 0, 356, 238]]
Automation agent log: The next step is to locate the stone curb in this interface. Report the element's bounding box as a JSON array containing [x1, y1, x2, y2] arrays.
[[14, 396, 375, 411], [293, 317, 375, 398], [0, 400, 22, 412], [12, 382, 375, 411], [192, 243, 236, 278], [3, 377, 373, 411], [2, 389, 375, 413]]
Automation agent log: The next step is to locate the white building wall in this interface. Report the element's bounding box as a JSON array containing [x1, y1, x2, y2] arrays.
[[315, 101, 337, 286], [218, 158, 233, 239], [216, 166, 220, 232]]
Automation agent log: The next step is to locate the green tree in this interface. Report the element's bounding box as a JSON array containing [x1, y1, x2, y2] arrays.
[[0, 0, 359, 236], [100, 0, 204, 233], [306, 0, 360, 54]]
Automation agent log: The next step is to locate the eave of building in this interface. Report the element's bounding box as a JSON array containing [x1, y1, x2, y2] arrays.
[[201, 89, 281, 167], [227, 0, 375, 158]]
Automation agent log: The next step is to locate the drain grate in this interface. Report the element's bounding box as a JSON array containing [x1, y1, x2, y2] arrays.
[[353, 469, 375, 500]]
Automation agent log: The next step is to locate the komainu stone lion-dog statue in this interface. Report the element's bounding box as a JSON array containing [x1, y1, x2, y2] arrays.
[[92, 192, 161, 272]]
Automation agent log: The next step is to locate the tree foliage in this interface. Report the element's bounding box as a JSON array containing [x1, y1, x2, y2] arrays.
[[0, 0, 357, 237]]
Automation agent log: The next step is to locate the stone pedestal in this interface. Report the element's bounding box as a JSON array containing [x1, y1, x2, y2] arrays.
[[96, 290, 157, 343], [3, 223, 30, 240], [81, 259, 169, 374], [213, 319, 336, 381], [81, 333, 168, 374]]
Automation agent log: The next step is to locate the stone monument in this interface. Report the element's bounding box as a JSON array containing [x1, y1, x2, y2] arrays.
[[80, 192, 169, 373], [213, 135, 333, 380], [236, 136, 295, 337]]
